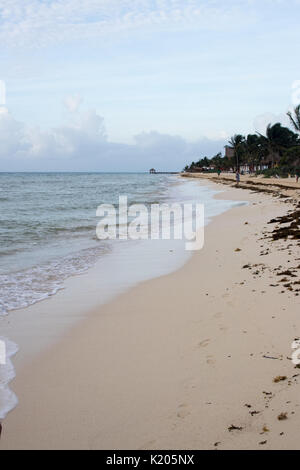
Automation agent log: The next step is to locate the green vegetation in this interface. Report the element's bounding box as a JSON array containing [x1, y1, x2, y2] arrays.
[[256, 168, 296, 178], [184, 106, 300, 175]]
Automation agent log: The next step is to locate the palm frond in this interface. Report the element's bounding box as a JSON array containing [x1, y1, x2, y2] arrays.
[[287, 105, 300, 132]]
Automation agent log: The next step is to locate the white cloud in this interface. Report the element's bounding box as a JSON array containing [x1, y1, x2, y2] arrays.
[[0, 0, 266, 48], [63, 94, 82, 113], [0, 103, 106, 161], [0, 103, 225, 171], [0, 108, 28, 157], [134, 130, 186, 150]]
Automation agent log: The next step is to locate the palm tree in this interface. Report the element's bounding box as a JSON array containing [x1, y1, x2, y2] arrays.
[[245, 134, 263, 171], [196, 157, 211, 168], [228, 134, 245, 170], [287, 105, 300, 133], [258, 123, 299, 168], [211, 152, 223, 170]]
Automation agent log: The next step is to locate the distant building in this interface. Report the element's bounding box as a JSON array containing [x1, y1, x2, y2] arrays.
[[224, 145, 235, 159], [149, 168, 156, 174]]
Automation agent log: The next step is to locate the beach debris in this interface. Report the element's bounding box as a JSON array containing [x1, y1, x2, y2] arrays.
[[262, 426, 270, 433], [277, 269, 297, 277], [278, 413, 288, 421], [235, 248, 242, 252], [269, 204, 300, 240], [228, 424, 243, 432], [242, 264, 251, 269], [250, 411, 261, 416], [245, 404, 252, 408], [214, 442, 221, 448], [273, 376, 287, 383], [263, 355, 280, 360], [259, 441, 267, 446]]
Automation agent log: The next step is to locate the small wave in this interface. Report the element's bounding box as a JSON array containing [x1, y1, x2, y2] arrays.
[[0, 244, 110, 315], [47, 225, 95, 233], [0, 247, 23, 257]]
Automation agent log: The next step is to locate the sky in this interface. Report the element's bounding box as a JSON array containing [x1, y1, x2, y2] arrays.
[[0, 0, 300, 171]]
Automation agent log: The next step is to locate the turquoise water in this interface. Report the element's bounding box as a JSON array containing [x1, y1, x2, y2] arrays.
[[0, 172, 178, 314]]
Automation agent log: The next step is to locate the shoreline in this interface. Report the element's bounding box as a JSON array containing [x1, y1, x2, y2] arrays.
[[0, 177, 238, 369], [1, 178, 300, 449], [182, 172, 300, 197]]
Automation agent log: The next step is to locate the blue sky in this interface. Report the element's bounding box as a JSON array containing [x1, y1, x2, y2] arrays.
[[0, 0, 300, 171]]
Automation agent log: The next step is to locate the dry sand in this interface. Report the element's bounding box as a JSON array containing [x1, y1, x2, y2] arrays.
[[1, 178, 300, 450]]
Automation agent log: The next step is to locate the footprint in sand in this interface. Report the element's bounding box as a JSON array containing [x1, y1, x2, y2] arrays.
[[214, 312, 223, 319], [177, 404, 191, 419], [206, 355, 215, 365], [222, 293, 230, 299], [198, 339, 210, 348]]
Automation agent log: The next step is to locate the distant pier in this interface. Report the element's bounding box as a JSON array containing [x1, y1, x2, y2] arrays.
[[149, 168, 179, 175]]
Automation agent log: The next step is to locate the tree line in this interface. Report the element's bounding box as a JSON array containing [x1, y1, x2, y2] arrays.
[[184, 105, 300, 175]]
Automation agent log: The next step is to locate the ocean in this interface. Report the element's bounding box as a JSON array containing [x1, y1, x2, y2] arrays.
[[0, 172, 175, 315]]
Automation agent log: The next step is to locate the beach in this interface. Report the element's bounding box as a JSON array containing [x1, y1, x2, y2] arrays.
[[1, 176, 300, 450]]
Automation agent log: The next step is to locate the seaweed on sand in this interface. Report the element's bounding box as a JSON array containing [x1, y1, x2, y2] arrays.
[[268, 204, 300, 240]]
